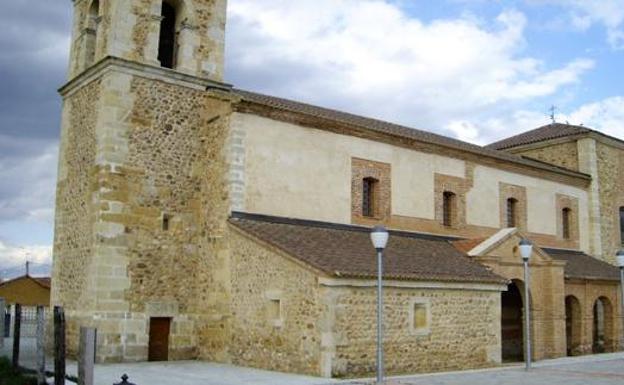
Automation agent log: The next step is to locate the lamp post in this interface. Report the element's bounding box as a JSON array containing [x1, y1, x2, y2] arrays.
[[519, 239, 533, 371], [617, 250, 624, 347], [370, 226, 389, 385]]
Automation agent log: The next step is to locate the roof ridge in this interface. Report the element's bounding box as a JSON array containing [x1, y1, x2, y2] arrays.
[[487, 123, 593, 150]]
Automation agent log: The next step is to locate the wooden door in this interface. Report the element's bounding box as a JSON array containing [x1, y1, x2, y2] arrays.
[[148, 317, 171, 361]]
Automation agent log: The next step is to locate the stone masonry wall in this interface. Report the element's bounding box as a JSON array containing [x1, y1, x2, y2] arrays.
[[226, 228, 324, 376], [596, 142, 624, 264], [51, 79, 101, 355], [513, 141, 580, 171], [329, 286, 501, 377]]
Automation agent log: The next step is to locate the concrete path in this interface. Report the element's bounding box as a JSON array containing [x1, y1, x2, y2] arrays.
[[3, 337, 623, 385], [345, 352, 624, 385]]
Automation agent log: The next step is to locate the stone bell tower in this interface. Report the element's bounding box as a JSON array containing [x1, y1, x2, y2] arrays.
[[52, 0, 234, 363], [67, 0, 227, 80]]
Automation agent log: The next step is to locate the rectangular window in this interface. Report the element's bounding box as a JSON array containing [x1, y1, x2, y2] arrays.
[[269, 299, 281, 321], [413, 304, 428, 330], [506, 198, 517, 228], [362, 178, 378, 217], [443, 191, 455, 227], [162, 214, 171, 231], [410, 300, 431, 335], [562, 208, 571, 240]]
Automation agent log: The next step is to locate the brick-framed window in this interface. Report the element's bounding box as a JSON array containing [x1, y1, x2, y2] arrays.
[[362, 177, 378, 218], [351, 158, 391, 224], [499, 183, 527, 230], [434, 173, 468, 229], [556, 194, 579, 244], [442, 191, 456, 227]]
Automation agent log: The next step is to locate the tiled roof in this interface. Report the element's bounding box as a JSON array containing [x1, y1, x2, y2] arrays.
[[544, 248, 620, 281], [487, 123, 591, 150], [229, 212, 507, 284], [452, 238, 488, 254], [33, 277, 51, 288], [0, 275, 51, 289], [234, 90, 590, 182]]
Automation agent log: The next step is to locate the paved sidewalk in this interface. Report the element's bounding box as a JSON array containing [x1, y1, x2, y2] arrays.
[[344, 352, 624, 385], [3, 337, 623, 385]]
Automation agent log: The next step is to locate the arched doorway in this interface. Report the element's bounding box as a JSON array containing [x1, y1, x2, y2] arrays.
[[565, 295, 582, 356], [592, 297, 614, 353], [501, 281, 524, 362]]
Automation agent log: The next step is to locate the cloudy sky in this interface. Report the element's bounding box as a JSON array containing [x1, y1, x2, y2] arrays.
[[1, 0, 623, 278]]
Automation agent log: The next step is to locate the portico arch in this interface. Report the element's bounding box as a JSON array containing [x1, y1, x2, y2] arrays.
[[565, 295, 582, 356], [592, 296, 615, 353], [501, 280, 533, 362]]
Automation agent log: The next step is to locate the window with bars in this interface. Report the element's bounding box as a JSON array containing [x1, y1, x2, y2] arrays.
[[506, 198, 518, 228], [442, 191, 456, 227], [562, 208, 572, 239], [362, 177, 378, 217]]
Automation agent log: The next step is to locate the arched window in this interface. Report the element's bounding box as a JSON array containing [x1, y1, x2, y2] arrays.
[[85, 0, 100, 66], [362, 177, 378, 218], [506, 198, 518, 228], [562, 207, 572, 240], [443, 191, 456, 227], [620, 207, 624, 246], [158, 1, 177, 69]]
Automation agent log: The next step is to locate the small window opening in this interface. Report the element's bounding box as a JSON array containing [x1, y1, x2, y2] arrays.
[[268, 299, 281, 321], [413, 303, 428, 330], [158, 2, 177, 69], [85, 0, 100, 66], [362, 177, 378, 218], [506, 198, 518, 228], [162, 214, 171, 231], [562, 207, 572, 240], [442, 191, 456, 227]]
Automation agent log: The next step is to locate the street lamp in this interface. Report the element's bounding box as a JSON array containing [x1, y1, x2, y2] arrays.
[[370, 226, 389, 385], [519, 238, 533, 371], [616, 250, 624, 347]]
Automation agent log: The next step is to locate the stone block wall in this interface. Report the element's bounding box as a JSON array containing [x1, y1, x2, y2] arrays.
[[225, 228, 324, 376], [54, 59, 235, 362], [596, 142, 624, 264], [327, 285, 502, 377], [513, 141, 580, 171]]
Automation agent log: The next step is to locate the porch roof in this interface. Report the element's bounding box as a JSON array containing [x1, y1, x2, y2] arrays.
[[544, 248, 621, 282], [229, 212, 507, 284]]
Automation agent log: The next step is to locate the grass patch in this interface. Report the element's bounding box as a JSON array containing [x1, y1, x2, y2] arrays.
[[0, 357, 38, 385]]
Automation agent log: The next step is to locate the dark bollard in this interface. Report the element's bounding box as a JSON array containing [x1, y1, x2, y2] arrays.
[[114, 374, 136, 385]]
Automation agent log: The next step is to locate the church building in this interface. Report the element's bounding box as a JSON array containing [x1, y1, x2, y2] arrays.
[[51, 0, 623, 378]]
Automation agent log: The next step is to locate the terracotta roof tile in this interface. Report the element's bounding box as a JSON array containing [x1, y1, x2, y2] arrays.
[[452, 238, 488, 254], [487, 123, 591, 150], [229, 213, 507, 284], [544, 248, 620, 281]]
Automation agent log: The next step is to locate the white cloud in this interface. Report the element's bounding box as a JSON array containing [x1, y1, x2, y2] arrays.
[[226, 0, 593, 135], [550, 0, 624, 49]]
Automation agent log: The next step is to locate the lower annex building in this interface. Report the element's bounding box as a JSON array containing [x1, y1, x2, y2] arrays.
[[51, 0, 623, 378]]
